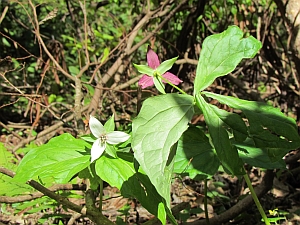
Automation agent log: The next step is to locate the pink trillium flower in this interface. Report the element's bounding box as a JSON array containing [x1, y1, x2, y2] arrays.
[[138, 47, 183, 89]]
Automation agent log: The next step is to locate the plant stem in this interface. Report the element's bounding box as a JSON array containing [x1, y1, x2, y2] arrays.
[[204, 179, 210, 225], [243, 171, 270, 225], [99, 177, 103, 213], [159, 76, 187, 95]]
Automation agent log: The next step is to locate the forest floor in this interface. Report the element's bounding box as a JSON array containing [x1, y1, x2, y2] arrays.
[[1, 154, 300, 225]]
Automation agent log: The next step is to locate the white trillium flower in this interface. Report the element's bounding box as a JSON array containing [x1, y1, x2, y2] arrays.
[[89, 115, 130, 162]]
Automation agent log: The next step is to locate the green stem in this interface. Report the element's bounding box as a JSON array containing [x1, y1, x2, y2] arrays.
[[99, 177, 103, 213], [159, 75, 187, 95], [204, 179, 210, 225], [243, 170, 270, 225]]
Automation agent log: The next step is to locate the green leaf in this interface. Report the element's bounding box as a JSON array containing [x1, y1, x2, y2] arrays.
[[100, 47, 110, 63], [2, 37, 11, 47], [102, 33, 114, 40], [132, 93, 194, 216], [0, 143, 33, 196], [153, 76, 166, 94], [14, 133, 90, 183], [208, 104, 248, 142], [95, 153, 168, 224], [156, 56, 178, 75], [234, 139, 286, 169], [174, 126, 219, 180], [48, 94, 57, 104], [95, 153, 135, 189], [133, 63, 154, 76], [68, 66, 80, 76], [104, 114, 115, 132], [203, 92, 300, 150], [196, 94, 244, 175], [80, 134, 96, 143], [105, 144, 117, 158], [194, 26, 262, 94], [78, 166, 100, 190], [158, 203, 167, 224]]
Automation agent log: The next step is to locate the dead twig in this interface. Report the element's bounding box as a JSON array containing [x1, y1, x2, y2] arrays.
[[187, 170, 275, 225], [0, 167, 114, 225]]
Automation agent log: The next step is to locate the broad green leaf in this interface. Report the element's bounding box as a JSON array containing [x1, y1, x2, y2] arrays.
[[194, 26, 262, 94], [95, 154, 135, 189], [156, 56, 178, 75], [174, 126, 219, 180], [234, 139, 286, 169], [95, 153, 167, 224], [203, 92, 300, 150], [133, 64, 154, 76], [132, 93, 194, 217], [14, 133, 90, 183], [135, 173, 176, 225], [208, 104, 248, 142], [196, 94, 244, 175], [78, 165, 100, 190]]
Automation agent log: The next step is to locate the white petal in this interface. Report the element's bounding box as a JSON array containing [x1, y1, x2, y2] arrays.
[[106, 131, 130, 145], [90, 139, 106, 162], [89, 115, 105, 138]]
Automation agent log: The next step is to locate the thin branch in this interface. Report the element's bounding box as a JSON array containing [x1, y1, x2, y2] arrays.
[[0, 167, 115, 225], [187, 170, 274, 225], [12, 105, 89, 152], [28, 0, 75, 81], [0, 172, 86, 203], [0, 5, 8, 24]]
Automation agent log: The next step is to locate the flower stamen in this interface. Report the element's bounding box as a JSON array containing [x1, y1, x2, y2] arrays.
[[100, 135, 107, 143]]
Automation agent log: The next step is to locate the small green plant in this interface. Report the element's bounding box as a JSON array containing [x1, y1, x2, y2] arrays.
[[266, 208, 288, 224]]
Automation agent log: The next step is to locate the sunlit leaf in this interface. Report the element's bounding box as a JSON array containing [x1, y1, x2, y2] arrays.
[[194, 26, 262, 94], [132, 93, 194, 219], [156, 56, 178, 75], [203, 92, 300, 150], [0, 143, 33, 196], [95, 153, 168, 224], [196, 94, 244, 175], [14, 133, 90, 183], [133, 64, 154, 76], [174, 126, 219, 180]]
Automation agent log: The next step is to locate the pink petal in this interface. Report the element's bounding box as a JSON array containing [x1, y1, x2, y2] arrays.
[[162, 72, 183, 85], [147, 46, 160, 69], [138, 75, 154, 89]]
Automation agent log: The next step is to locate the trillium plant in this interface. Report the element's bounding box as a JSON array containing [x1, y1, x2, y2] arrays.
[[12, 26, 300, 225]]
